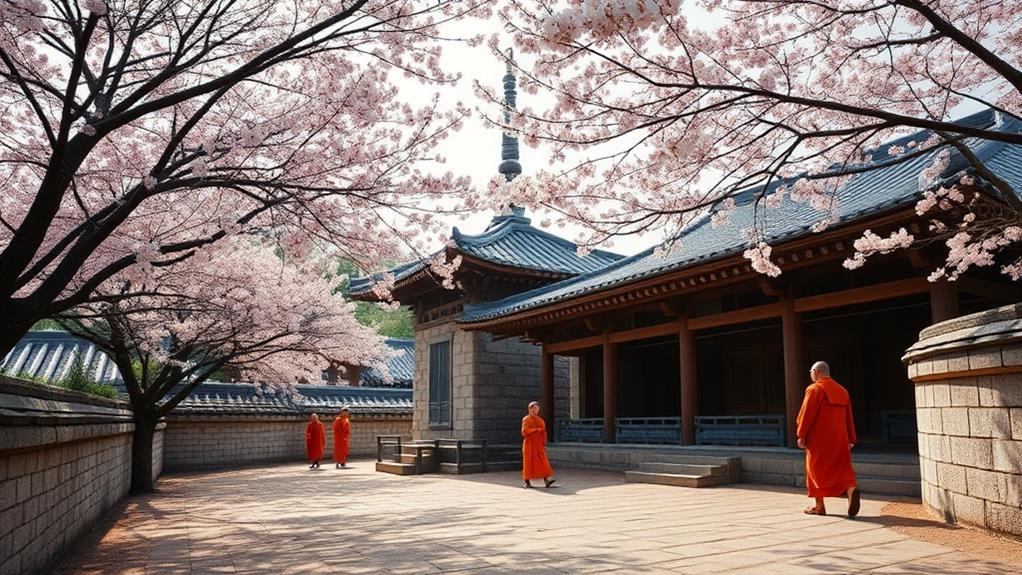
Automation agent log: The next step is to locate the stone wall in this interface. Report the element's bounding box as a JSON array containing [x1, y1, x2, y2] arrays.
[[413, 320, 570, 444], [162, 416, 411, 470], [904, 303, 1022, 538], [0, 376, 155, 575]]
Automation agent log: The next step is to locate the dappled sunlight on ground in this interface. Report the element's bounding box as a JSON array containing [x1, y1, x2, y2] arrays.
[[54, 460, 1021, 574]]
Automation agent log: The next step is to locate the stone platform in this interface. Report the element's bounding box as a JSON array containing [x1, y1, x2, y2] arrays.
[[548, 443, 921, 497], [52, 460, 1021, 574]]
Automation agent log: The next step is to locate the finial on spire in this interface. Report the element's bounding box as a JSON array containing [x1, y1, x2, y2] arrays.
[[498, 47, 522, 183]]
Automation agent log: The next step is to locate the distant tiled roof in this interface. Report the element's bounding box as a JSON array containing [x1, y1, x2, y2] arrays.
[[461, 109, 1022, 324], [3, 332, 412, 417], [171, 382, 412, 417], [348, 207, 624, 296], [361, 338, 413, 387], [1, 331, 121, 385], [5, 331, 411, 390]]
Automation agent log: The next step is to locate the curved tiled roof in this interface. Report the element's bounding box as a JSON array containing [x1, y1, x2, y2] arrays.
[[361, 338, 413, 387], [461, 109, 1022, 324], [4, 331, 411, 389], [170, 382, 412, 417], [348, 208, 624, 295], [1, 331, 121, 385], [452, 209, 623, 275]]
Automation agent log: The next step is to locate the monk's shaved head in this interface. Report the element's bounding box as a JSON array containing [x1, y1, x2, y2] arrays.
[[812, 361, 830, 375]]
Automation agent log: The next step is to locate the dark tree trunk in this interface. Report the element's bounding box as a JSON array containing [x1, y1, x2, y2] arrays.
[[130, 412, 158, 494], [0, 302, 35, 358]]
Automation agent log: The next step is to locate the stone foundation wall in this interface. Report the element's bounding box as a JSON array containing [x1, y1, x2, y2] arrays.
[[162, 416, 411, 470], [904, 303, 1022, 538], [0, 376, 148, 575], [413, 320, 570, 444]]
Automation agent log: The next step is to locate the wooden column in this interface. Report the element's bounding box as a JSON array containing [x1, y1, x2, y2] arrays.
[[541, 348, 555, 442], [602, 335, 618, 444], [679, 318, 697, 444], [782, 294, 806, 448], [929, 279, 960, 323]]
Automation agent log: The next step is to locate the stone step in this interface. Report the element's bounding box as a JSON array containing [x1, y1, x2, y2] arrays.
[[437, 460, 520, 474], [399, 445, 438, 456], [624, 470, 732, 488], [856, 475, 920, 497], [852, 462, 921, 481], [375, 461, 420, 475], [398, 453, 437, 465], [636, 462, 726, 476]]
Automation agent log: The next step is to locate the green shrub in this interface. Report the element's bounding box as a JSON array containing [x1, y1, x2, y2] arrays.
[[58, 357, 120, 399]]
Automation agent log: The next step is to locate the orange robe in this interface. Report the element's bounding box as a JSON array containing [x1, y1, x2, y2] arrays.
[[306, 420, 326, 461], [521, 414, 554, 480], [332, 417, 351, 464], [796, 377, 858, 498]]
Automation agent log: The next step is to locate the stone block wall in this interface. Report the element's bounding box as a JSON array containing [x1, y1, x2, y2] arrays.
[[0, 376, 148, 575], [162, 416, 411, 470], [904, 303, 1022, 538], [413, 320, 570, 444]]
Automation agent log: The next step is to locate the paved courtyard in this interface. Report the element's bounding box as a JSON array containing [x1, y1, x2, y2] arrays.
[[55, 460, 1020, 574]]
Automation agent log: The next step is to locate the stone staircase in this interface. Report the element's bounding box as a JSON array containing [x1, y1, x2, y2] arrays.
[[624, 455, 741, 488], [375, 440, 520, 476], [849, 460, 921, 497]]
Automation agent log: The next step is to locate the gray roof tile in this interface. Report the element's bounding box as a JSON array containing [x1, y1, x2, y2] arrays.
[[461, 109, 1022, 324], [348, 208, 624, 295]]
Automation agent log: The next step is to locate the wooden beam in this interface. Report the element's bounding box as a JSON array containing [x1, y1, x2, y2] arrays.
[[603, 335, 618, 444], [929, 279, 960, 324], [757, 276, 785, 298], [546, 335, 604, 354], [956, 276, 1022, 302], [782, 295, 806, 449], [541, 277, 934, 354], [541, 348, 555, 443], [794, 278, 929, 313], [679, 318, 697, 445], [689, 302, 785, 330], [608, 322, 681, 344]]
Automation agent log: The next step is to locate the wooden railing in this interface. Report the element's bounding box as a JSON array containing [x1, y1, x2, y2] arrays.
[[557, 418, 604, 443], [694, 415, 785, 446], [437, 439, 490, 473], [615, 417, 681, 444], [376, 435, 403, 462]]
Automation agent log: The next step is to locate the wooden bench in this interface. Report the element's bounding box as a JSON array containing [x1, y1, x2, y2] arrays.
[[615, 417, 681, 444], [695, 415, 785, 447]]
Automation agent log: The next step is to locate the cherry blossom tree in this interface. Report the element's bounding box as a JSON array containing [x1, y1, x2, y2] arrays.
[[493, 0, 1022, 279], [61, 240, 393, 493], [0, 0, 490, 357]]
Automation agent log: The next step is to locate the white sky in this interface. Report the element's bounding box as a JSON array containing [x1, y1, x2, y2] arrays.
[[415, 19, 656, 257]]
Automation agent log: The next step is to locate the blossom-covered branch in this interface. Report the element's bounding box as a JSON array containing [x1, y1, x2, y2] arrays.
[[0, 0, 492, 355], [493, 0, 1022, 278]]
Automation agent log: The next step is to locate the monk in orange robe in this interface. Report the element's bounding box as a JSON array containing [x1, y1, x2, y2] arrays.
[[332, 407, 351, 469], [521, 401, 556, 488], [796, 361, 860, 517], [306, 413, 326, 469]]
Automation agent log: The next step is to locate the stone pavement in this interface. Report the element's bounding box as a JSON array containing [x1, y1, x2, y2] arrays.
[[54, 460, 1020, 574]]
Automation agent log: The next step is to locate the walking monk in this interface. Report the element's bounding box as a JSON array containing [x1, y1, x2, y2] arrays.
[[306, 413, 326, 469], [332, 407, 351, 469], [796, 361, 861, 517], [521, 401, 556, 488]]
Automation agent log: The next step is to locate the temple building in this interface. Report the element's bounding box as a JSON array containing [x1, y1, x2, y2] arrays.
[[459, 109, 1022, 451], [356, 103, 1021, 454], [349, 58, 624, 444]]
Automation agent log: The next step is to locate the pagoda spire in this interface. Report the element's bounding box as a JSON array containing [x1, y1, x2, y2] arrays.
[[498, 48, 522, 183]]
